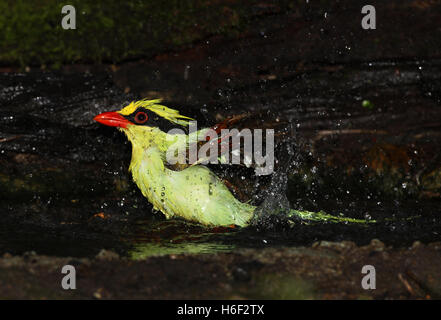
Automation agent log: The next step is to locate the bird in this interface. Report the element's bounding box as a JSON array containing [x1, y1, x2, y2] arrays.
[[94, 99, 372, 227]]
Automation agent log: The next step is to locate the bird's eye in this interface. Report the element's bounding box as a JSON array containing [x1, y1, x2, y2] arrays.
[[134, 112, 148, 124]]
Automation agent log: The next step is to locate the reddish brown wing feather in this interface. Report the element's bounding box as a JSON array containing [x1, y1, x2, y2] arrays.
[[211, 113, 251, 137], [166, 112, 289, 171], [165, 113, 251, 171]]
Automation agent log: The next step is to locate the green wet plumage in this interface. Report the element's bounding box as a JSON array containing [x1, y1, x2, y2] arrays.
[[106, 99, 373, 227], [122, 125, 255, 226]]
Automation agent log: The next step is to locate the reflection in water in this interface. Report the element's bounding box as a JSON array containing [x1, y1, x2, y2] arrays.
[[129, 242, 235, 259], [126, 219, 237, 259]]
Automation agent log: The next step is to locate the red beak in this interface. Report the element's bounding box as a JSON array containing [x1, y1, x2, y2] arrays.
[[94, 112, 131, 129]]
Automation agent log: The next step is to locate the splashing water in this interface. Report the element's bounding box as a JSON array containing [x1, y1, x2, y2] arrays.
[[250, 125, 375, 230]]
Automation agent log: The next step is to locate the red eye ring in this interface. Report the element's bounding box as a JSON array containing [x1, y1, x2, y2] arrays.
[[134, 111, 148, 124]]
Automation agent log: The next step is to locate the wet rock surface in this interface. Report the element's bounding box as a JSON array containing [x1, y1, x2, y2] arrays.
[[0, 0, 440, 299], [1, 241, 440, 299]]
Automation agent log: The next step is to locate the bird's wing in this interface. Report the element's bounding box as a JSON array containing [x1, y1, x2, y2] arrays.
[[164, 112, 289, 171]]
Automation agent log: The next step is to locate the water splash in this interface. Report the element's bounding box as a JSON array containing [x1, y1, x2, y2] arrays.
[[249, 123, 375, 229]]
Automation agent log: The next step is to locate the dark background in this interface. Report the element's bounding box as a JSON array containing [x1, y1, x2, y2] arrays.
[[0, 0, 440, 299]]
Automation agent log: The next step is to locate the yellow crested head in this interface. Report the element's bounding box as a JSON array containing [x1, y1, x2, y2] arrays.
[[118, 99, 193, 126]]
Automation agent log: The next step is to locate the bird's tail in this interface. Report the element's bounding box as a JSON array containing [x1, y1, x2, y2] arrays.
[[249, 131, 375, 228]]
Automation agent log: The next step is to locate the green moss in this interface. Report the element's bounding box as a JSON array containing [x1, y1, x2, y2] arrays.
[[362, 99, 374, 109], [0, 0, 295, 68]]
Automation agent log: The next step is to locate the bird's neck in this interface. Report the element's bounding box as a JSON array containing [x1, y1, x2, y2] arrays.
[[129, 143, 164, 173], [121, 125, 168, 181], [121, 125, 167, 150], [127, 143, 172, 217]]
